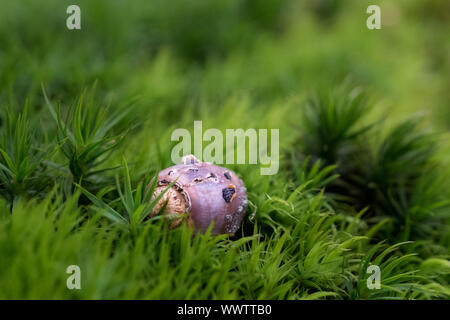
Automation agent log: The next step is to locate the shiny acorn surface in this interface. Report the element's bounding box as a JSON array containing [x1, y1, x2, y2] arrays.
[[150, 155, 248, 235]]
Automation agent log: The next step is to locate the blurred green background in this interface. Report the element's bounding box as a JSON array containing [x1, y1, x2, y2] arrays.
[[1, 0, 448, 121]]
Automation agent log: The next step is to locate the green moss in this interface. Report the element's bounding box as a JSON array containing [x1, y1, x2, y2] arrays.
[[0, 0, 448, 299]]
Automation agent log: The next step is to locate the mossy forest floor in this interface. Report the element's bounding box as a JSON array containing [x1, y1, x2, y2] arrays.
[[0, 0, 449, 299]]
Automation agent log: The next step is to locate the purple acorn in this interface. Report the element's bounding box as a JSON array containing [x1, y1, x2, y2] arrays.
[[150, 155, 248, 235]]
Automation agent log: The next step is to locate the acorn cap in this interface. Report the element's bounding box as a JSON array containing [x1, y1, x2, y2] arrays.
[[150, 155, 248, 235]]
